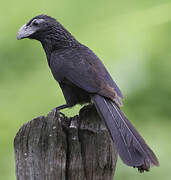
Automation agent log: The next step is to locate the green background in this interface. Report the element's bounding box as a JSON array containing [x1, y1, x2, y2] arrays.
[[0, 0, 171, 179]]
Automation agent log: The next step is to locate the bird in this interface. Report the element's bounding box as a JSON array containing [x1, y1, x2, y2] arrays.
[[17, 14, 159, 172]]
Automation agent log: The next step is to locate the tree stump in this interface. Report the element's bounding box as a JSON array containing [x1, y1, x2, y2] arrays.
[[14, 105, 117, 180]]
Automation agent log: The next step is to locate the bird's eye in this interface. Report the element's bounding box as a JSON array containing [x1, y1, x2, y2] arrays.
[[32, 20, 39, 26]]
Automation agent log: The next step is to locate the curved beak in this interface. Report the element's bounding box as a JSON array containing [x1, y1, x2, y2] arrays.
[[17, 24, 35, 40]]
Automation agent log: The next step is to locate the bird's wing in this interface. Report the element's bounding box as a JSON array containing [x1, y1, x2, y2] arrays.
[[80, 45, 123, 98], [51, 46, 123, 105]]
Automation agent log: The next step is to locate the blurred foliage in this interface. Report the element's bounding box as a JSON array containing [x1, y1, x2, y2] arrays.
[[0, 0, 171, 179]]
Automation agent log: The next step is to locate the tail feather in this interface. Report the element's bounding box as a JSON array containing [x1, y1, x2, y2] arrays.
[[91, 94, 159, 172]]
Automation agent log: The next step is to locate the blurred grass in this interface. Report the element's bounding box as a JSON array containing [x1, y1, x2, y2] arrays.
[[0, 0, 171, 179]]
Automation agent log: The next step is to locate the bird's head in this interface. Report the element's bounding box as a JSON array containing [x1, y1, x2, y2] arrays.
[[17, 15, 56, 40], [17, 15, 77, 48]]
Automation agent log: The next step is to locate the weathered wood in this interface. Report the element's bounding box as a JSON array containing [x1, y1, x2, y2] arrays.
[[14, 105, 117, 180]]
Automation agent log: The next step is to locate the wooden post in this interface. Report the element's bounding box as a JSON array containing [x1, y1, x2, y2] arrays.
[[14, 105, 117, 180]]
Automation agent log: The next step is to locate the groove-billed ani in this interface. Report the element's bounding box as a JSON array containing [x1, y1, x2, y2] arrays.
[[17, 15, 159, 172]]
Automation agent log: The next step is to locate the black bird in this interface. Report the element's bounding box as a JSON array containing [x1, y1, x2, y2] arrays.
[[17, 15, 159, 172]]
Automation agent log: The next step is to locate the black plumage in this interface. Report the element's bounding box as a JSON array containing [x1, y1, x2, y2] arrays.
[[17, 15, 159, 172]]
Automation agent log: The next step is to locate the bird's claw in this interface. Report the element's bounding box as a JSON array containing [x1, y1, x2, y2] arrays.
[[58, 111, 65, 118], [52, 107, 66, 119]]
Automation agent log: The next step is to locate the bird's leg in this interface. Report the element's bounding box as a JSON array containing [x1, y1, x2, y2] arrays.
[[55, 104, 70, 111], [53, 104, 71, 117]]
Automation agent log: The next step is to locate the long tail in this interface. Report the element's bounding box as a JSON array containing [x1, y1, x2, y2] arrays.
[[91, 94, 159, 172]]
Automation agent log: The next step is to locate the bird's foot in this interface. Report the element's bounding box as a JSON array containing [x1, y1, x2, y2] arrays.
[[52, 107, 66, 119], [53, 104, 71, 118]]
